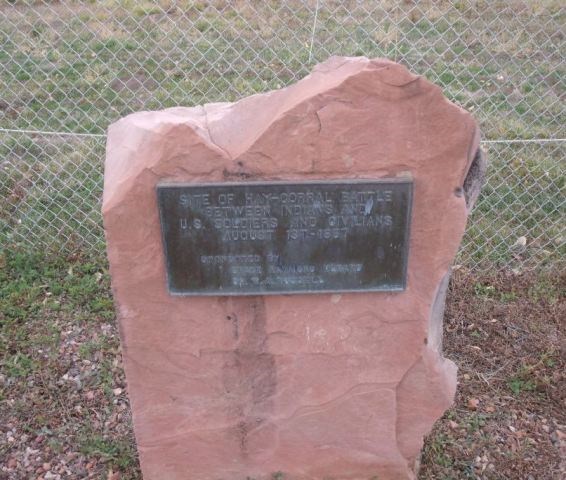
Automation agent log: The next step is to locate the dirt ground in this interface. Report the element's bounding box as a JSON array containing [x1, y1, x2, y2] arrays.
[[0, 251, 564, 479], [419, 267, 565, 479]]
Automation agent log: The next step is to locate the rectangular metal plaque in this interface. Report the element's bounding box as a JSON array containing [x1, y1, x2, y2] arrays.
[[157, 179, 412, 295]]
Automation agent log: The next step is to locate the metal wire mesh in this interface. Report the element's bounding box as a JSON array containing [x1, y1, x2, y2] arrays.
[[1, 1, 564, 269]]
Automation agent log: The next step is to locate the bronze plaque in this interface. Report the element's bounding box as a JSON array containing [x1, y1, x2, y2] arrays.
[[157, 179, 412, 295]]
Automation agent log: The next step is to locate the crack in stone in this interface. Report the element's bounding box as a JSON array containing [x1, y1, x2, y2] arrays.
[[203, 104, 233, 161]]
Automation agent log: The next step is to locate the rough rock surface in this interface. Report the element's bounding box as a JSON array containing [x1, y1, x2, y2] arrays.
[[103, 56, 482, 480]]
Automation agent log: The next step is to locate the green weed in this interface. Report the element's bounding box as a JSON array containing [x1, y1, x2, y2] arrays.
[[508, 377, 536, 395], [473, 282, 496, 298], [2, 353, 37, 377], [428, 434, 454, 468], [79, 431, 136, 469]]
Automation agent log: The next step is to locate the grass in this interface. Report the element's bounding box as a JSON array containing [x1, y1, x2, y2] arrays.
[[0, 4, 564, 476], [0, 1, 564, 266], [0, 1, 563, 137], [458, 141, 564, 267], [419, 267, 565, 479], [0, 134, 106, 251], [0, 248, 563, 478], [78, 429, 137, 471], [0, 248, 140, 479], [1, 130, 562, 267]]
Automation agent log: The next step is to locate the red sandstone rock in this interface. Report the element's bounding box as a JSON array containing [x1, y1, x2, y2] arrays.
[[104, 57, 482, 479]]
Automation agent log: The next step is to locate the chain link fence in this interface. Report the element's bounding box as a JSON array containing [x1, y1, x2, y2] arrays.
[[1, 1, 564, 269]]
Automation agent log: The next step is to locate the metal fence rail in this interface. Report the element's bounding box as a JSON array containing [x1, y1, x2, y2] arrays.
[[1, 1, 564, 270]]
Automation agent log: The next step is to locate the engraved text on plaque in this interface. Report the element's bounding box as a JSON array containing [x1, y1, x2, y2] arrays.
[[157, 180, 412, 295]]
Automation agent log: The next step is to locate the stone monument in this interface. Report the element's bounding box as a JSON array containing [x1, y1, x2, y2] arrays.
[[103, 57, 485, 479]]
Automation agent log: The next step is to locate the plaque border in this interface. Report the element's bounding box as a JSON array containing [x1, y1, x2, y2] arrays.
[[156, 178, 413, 296]]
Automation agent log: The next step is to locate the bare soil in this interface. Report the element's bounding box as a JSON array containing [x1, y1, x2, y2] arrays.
[[0, 251, 564, 479], [420, 267, 565, 479]]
